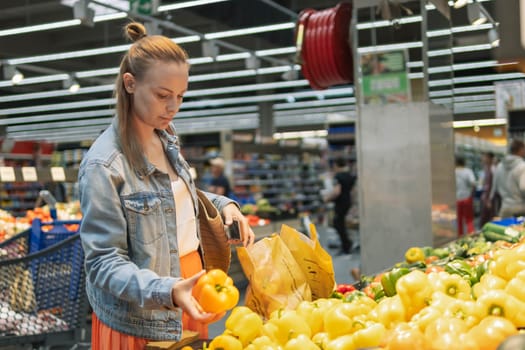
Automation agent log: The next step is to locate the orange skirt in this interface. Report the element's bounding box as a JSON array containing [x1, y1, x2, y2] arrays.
[[91, 251, 207, 350]]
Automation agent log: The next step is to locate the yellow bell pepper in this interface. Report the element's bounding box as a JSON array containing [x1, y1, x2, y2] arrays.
[[467, 316, 518, 350], [295, 300, 324, 335], [383, 323, 429, 350], [311, 332, 330, 349], [283, 334, 318, 350], [396, 270, 433, 319], [505, 269, 525, 302], [263, 309, 311, 346], [370, 294, 406, 329], [489, 244, 525, 281], [351, 322, 386, 349], [475, 289, 525, 328], [424, 316, 468, 342], [443, 299, 480, 328], [324, 334, 355, 350], [323, 301, 373, 339], [471, 273, 507, 299], [428, 271, 472, 300], [208, 334, 243, 350], [244, 336, 282, 350], [410, 305, 442, 332], [224, 306, 263, 347]]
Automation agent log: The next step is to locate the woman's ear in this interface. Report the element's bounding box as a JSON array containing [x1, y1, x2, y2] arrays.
[[123, 72, 136, 93]]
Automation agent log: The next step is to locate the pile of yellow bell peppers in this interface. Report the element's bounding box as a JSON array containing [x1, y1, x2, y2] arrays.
[[202, 242, 524, 350]]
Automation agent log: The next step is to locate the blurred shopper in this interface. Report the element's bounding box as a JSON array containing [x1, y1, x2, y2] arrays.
[[491, 140, 525, 218], [207, 157, 231, 197], [455, 155, 476, 236], [78, 22, 254, 349], [479, 151, 495, 226], [323, 157, 356, 255]]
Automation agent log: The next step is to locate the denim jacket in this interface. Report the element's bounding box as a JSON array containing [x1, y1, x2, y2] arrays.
[[78, 118, 233, 341]]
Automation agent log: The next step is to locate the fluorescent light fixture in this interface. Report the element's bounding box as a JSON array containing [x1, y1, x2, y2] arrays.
[[11, 70, 24, 84], [274, 97, 356, 110], [204, 22, 295, 40], [158, 0, 230, 11], [0, 73, 69, 88], [357, 41, 423, 54], [1, 0, 230, 37], [0, 19, 81, 37], [185, 80, 309, 98], [0, 98, 116, 117], [8, 117, 113, 132], [215, 52, 251, 62], [63, 75, 80, 93], [274, 105, 354, 117], [468, 3, 487, 26], [0, 109, 116, 126], [273, 130, 328, 140], [452, 118, 506, 128], [3, 65, 25, 85], [356, 15, 422, 30], [0, 84, 113, 102]]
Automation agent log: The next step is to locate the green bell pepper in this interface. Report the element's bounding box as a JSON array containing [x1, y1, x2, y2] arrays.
[[380, 267, 410, 297], [444, 259, 476, 285]]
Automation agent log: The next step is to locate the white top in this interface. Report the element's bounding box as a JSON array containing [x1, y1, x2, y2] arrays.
[[171, 179, 199, 257], [455, 167, 476, 200]]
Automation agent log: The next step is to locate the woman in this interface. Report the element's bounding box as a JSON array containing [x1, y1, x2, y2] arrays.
[[78, 22, 255, 349]]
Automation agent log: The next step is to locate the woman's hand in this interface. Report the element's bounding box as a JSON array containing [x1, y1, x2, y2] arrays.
[[171, 270, 224, 323], [222, 203, 255, 247]]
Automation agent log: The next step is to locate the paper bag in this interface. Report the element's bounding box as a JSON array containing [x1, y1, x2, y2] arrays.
[[280, 223, 336, 300], [236, 234, 312, 319]]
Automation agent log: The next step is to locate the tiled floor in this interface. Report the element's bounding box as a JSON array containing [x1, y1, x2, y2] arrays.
[[1, 223, 360, 349]]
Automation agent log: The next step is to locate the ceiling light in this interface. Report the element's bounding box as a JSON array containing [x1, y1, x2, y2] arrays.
[[452, 118, 506, 128], [63, 75, 81, 93], [158, 0, 230, 11], [453, 0, 468, 8], [3, 65, 24, 85], [467, 3, 487, 26], [488, 28, 500, 47], [204, 22, 295, 40]]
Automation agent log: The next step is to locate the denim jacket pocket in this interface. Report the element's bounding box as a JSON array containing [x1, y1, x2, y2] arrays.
[[123, 192, 165, 245]]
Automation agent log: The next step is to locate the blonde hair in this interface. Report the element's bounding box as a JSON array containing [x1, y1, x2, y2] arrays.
[[115, 21, 189, 170]]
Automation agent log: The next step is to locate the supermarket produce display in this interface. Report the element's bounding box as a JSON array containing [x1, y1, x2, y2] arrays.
[[156, 221, 525, 350]]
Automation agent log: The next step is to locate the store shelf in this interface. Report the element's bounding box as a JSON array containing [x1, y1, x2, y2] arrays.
[[232, 142, 325, 216]]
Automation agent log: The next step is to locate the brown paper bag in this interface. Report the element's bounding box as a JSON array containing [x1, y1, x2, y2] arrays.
[[280, 223, 336, 300], [236, 234, 312, 319]]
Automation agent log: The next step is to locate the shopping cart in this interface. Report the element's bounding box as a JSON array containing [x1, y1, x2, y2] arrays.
[[0, 219, 88, 349]]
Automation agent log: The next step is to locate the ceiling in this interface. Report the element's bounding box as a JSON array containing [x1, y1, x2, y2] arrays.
[[0, 0, 518, 144]]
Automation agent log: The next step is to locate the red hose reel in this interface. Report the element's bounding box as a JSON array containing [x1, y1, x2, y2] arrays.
[[295, 2, 353, 90]]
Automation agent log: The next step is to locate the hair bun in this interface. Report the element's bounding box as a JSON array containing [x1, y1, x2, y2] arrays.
[[125, 22, 147, 42]]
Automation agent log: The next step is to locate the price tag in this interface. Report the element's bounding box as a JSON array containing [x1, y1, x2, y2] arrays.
[[0, 167, 16, 182], [22, 167, 38, 182], [50, 167, 66, 182]]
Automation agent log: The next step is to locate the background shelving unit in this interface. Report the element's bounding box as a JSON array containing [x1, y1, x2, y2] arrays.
[[231, 142, 325, 218]]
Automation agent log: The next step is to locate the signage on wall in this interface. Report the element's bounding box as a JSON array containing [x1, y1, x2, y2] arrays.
[[360, 50, 411, 105], [129, 0, 159, 15]]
